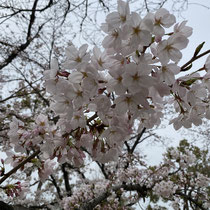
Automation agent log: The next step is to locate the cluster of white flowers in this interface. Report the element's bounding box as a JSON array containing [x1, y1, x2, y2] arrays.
[[42, 0, 193, 164], [153, 180, 177, 197]]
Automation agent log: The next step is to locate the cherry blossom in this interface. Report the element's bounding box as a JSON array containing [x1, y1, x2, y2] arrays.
[[157, 33, 189, 64], [2, 1, 210, 209], [153, 8, 176, 37], [64, 44, 90, 70], [173, 20, 193, 37], [205, 54, 210, 71], [105, 0, 130, 28]]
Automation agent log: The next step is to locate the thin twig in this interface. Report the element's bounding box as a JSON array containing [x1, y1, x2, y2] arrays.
[[144, 0, 150, 12], [181, 49, 210, 71]]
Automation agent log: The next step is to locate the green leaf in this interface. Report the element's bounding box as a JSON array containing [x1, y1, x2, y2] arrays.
[[181, 78, 197, 86], [193, 41, 205, 57], [136, 50, 140, 57]]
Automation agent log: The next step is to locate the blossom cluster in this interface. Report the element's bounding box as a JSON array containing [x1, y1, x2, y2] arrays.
[[43, 0, 190, 164], [3, 181, 28, 198]]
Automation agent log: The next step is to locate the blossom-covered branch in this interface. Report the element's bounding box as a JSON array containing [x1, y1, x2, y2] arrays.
[[0, 0, 210, 209]]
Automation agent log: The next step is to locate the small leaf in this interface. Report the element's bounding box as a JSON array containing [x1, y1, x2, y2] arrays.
[[181, 78, 197, 86], [193, 42, 205, 57], [135, 50, 140, 57]]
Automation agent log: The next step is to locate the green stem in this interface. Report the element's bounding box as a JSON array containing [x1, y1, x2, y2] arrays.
[[181, 49, 210, 71]]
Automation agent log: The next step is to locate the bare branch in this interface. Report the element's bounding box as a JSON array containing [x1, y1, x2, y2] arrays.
[[130, 127, 146, 154], [14, 66, 49, 106], [98, 0, 110, 11], [144, 0, 150, 12], [0, 149, 40, 185], [50, 175, 63, 200], [61, 163, 72, 196], [181, 49, 210, 71], [27, 0, 39, 40], [80, 0, 89, 32], [0, 22, 46, 71]]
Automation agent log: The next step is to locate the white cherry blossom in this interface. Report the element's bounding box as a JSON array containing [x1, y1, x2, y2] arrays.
[[157, 33, 189, 64], [106, 0, 130, 28], [158, 63, 180, 85], [153, 8, 176, 37], [64, 44, 90, 70], [173, 20, 193, 37], [122, 62, 154, 94], [123, 12, 153, 47]]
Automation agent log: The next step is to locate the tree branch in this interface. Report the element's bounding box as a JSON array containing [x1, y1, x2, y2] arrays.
[[79, 183, 149, 210], [0, 150, 40, 185], [130, 127, 146, 154], [61, 163, 72, 196], [50, 174, 63, 200], [144, 0, 150, 12], [181, 49, 210, 71], [27, 0, 39, 40], [0, 22, 45, 71], [175, 191, 207, 210], [0, 0, 54, 13], [15, 67, 49, 106]]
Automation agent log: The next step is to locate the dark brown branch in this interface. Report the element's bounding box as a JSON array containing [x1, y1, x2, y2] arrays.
[[66, 163, 86, 180], [0, 40, 14, 47], [144, 0, 150, 12], [124, 141, 131, 152], [0, 201, 14, 210], [0, 86, 45, 103], [0, 0, 54, 13], [19, 53, 46, 69], [159, 0, 168, 8], [0, 150, 40, 185], [130, 127, 146, 154], [50, 175, 63, 199], [98, 0, 110, 11], [80, 0, 89, 32], [61, 0, 71, 25], [0, 86, 28, 103], [0, 22, 45, 71], [79, 183, 149, 210], [69, 0, 86, 12], [15, 67, 49, 106], [87, 112, 98, 125], [0, 200, 55, 210], [61, 163, 72, 196], [27, 0, 39, 40], [96, 162, 109, 179]]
